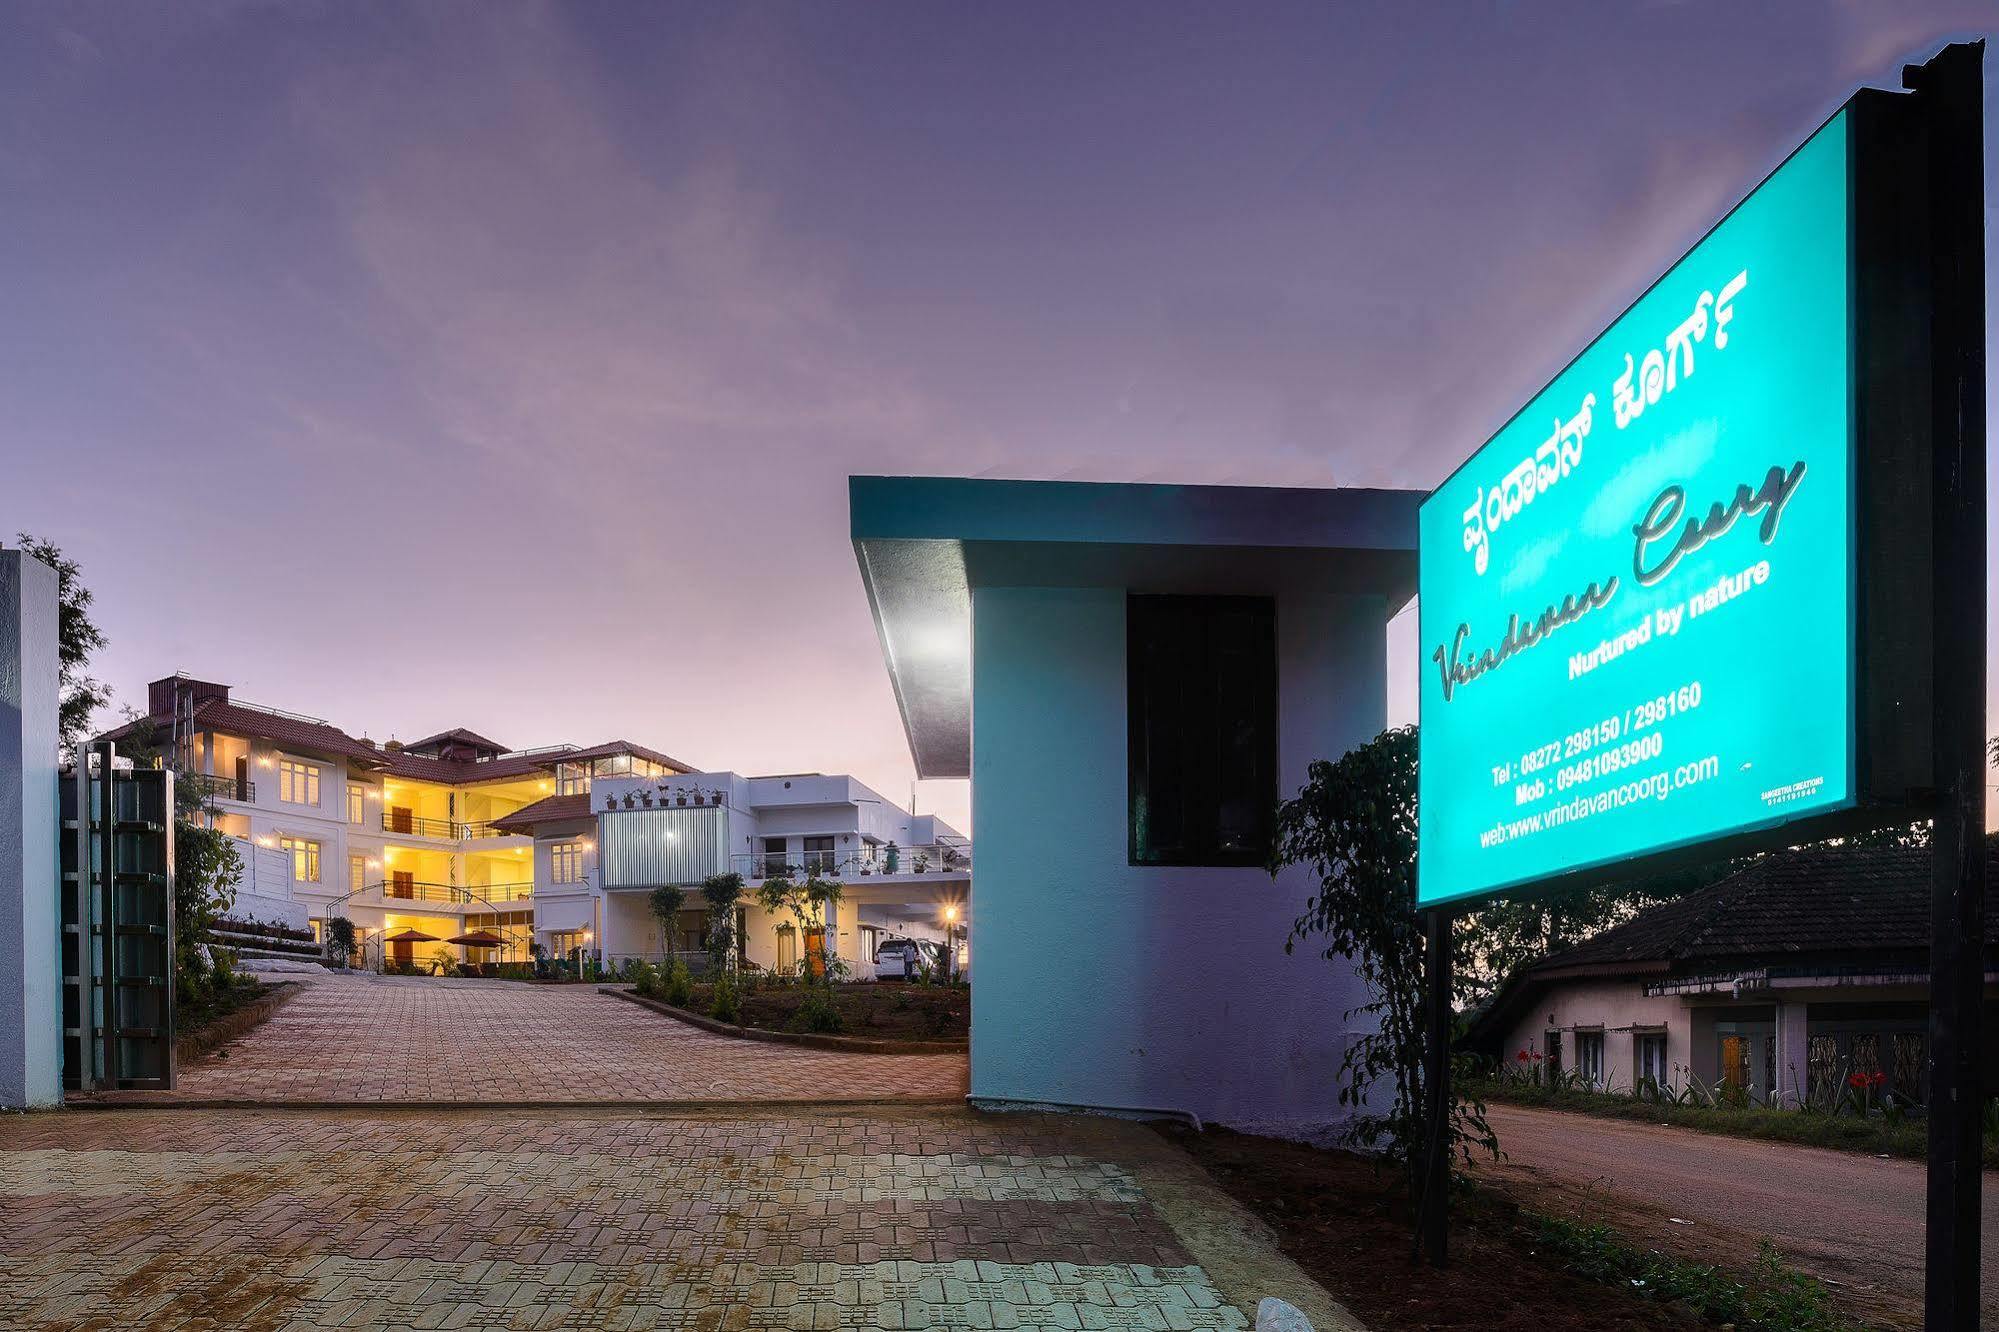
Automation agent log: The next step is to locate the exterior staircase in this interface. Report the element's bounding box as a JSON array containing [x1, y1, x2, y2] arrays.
[[207, 916, 328, 967]]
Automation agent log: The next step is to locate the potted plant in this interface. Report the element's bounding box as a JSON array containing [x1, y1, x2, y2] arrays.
[[621, 793, 636, 809], [676, 791, 688, 807], [640, 790, 654, 808]]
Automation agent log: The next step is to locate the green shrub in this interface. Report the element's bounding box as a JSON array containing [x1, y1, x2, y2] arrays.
[[661, 958, 693, 1007], [790, 991, 846, 1034], [709, 971, 741, 1023], [209, 948, 239, 992], [629, 960, 659, 998], [323, 916, 357, 967], [920, 1002, 954, 1037], [1535, 1217, 1847, 1332]]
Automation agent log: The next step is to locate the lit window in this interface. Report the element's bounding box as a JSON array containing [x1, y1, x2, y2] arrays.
[[349, 855, 366, 893], [280, 837, 322, 883], [279, 759, 320, 807], [551, 841, 586, 885], [557, 763, 590, 797], [347, 783, 365, 824]]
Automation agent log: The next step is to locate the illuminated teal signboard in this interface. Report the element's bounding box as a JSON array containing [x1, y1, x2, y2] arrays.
[[1416, 107, 1919, 907]]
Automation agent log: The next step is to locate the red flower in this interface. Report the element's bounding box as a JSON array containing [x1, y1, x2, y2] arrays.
[[1517, 1050, 1531, 1063], [1533, 1052, 1545, 1061], [1871, 1071, 1889, 1088], [1848, 1072, 1871, 1090]]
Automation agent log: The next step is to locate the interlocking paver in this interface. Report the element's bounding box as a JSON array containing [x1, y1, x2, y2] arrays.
[[0, 1108, 1254, 1331], [77, 971, 967, 1104]]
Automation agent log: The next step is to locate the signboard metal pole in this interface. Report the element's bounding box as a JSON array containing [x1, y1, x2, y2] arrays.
[[1915, 41, 1986, 1332], [1422, 906, 1451, 1266]]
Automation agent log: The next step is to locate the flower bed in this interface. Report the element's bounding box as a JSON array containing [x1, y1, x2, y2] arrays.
[[175, 980, 297, 1064], [689, 980, 968, 1042]]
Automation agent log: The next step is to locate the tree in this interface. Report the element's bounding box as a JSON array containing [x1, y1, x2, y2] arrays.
[[752, 871, 841, 982], [648, 884, 686, 956], [1269, 725, 1495, 1181], [5, 534, 110, 756], [1456, 860, 1726, 1005], [324, 915, 358, 968], [700, 872, 744, 973]]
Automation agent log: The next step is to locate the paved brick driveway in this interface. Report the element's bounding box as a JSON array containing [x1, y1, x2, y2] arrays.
[[100, 972, 968, 1104], [0, 1105, 1354, 1330]]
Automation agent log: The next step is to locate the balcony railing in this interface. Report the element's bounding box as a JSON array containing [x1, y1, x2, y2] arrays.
[[186, 772, 255, 803], [365, 879, 535, 906], [381, 812, 518, 840], [729, 843, 970, 882]]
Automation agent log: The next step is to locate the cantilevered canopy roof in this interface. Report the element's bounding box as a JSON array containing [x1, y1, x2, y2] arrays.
[[850, 475, 1423, 779]]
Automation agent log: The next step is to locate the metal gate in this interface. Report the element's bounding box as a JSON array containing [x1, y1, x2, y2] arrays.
[[61, 741, 175, 1091]]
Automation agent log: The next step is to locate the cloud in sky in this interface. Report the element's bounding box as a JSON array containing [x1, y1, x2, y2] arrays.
[[3, 2, 1994, 832]]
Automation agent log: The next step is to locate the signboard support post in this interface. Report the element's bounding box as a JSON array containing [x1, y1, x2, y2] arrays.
[[1914, 40, 1986, 1332], [1420, 906, 1451, 1267]]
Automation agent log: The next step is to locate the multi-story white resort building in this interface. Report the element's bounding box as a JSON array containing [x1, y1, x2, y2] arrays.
[[107, 674, 969, 977]]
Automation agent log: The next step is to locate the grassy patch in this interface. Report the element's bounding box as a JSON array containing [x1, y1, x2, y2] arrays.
[[1533, 1215, 1857, 1331], [1474, 1078, 1998, 1169]]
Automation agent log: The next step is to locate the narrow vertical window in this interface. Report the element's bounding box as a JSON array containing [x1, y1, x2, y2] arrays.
[[1127, 595, 1277, 866]]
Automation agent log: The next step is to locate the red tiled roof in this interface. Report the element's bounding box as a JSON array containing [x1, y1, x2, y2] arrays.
[[372, 745, 570, 784], [108, 699, 395, 771], [489, 793, 596, 834], [405, 727, 508, 755], [100, 694, 695, 788], [557, 740, 698, 772]]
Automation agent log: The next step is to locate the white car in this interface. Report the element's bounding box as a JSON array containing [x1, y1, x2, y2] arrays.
[[873, 937, 946, 981]]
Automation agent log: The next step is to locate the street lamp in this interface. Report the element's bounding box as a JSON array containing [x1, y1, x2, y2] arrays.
[[942, 904, 962, 982]]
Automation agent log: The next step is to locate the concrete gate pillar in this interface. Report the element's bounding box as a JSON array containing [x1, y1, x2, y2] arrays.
[[0, 550, 61, 1108]]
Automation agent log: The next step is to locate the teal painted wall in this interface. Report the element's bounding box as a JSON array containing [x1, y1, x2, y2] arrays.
[[970, 577, 1388, 1135]]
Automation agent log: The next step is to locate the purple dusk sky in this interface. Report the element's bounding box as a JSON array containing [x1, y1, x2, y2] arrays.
[[4, 3, 1995, 835]]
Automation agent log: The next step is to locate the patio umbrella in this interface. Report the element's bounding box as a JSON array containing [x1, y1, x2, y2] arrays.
[[381, 927, 438, 944], [447, 929, 506, 948]]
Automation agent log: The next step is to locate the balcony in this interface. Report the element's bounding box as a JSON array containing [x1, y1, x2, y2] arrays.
[[380, 811, 519, 841], [363, 880, 535, 906], [186, 772, 255, 803], [730, 843, 970, 882]]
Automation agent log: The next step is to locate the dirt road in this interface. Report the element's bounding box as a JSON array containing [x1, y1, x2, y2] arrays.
[[1478, 1102, 1999, 1329]]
